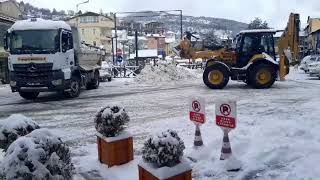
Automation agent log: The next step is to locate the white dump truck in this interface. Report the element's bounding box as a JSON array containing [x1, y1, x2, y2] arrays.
[[4, 18, 103, 99]]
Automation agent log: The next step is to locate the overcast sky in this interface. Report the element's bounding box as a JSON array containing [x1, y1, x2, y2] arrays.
[[22, 0, 320, 29]]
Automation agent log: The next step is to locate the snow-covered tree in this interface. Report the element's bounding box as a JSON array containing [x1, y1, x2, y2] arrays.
[[202, 31, 223, 50], [94, 106, 130, 137], [67, 10, 75, 16], [1, 129, 74, 180], [0, 114, 40, 151], [248, 18, 269, 29], [142, 129, 185, 168]]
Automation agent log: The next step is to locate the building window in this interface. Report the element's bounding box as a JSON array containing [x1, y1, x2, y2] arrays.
[[93, 41, 96, 46], [80, 16, 99, 23], [93, 29, 96, 35], [82, 29, 85, 35]]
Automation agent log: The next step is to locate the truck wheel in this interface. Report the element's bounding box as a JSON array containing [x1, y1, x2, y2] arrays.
[[203, 64, 229, 89], [19, 92, 39, 100], [107, 77, 112, 82], [86, 71, 100, 90], [249, 64, 276, 89], [64, 76, 81, 98]]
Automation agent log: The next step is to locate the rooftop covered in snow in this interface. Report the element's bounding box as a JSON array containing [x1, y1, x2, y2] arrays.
[[129, 49, 158, 59], [239, 29, 278, 34]]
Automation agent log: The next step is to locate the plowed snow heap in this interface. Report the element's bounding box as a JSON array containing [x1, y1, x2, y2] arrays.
[[135, 64, 201, 84]]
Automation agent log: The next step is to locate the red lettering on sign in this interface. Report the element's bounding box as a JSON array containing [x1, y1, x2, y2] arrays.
[[216, 116, 236, 129], [190, 112, 205, 124]]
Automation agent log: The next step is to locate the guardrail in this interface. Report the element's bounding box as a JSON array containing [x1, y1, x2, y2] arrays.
[[113, 66, 140, 78]]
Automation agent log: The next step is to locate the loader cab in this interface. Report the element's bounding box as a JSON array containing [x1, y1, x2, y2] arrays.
[[236, 30, 276, 67]]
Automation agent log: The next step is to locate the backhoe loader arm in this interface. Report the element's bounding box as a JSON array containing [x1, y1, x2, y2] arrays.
[[278, 13, 300, 81]]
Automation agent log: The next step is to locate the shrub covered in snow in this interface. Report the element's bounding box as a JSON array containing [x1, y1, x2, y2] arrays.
[[1, 129, 74, 180], [142, 129, 185, 168], [0, 114, 40, 151], [94, 106, 130, 137]]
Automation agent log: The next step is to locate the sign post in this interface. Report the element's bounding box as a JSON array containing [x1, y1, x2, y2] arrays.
[[189, 97, 206, 148], [215, 101, 237, 160]]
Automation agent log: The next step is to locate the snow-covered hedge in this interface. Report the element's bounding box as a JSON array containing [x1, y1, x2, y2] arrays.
[[94, 106, 130, 137], [142, 129, 185, 168], [1, 129, 74, 180], [0, 114, 40, 151]]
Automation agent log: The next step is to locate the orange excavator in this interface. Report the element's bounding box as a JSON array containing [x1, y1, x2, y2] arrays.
[[177, 13, 300, 89]]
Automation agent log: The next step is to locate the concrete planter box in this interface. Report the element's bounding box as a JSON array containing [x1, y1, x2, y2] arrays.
[[138, 159, 192, 180], [96, 132, 133, 167]]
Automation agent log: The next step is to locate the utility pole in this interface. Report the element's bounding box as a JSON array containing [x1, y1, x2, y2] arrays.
[[114, 13, 118, 65], [111, 37, 114, 64], [180, 10, 183, 39], [135, 30, 139, 66]]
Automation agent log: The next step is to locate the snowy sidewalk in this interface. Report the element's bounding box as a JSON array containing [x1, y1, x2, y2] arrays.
[[1, 69, 320, 179]]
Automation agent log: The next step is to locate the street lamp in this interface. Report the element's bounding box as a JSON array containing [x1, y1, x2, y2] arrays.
[[76, 0, 89, 13]]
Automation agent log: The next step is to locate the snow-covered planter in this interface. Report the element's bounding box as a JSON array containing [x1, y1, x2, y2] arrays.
[[0, 114, 40, 151], [1, 129, 74, 180], [94, 106, 133, 167], [139, 130, 192, 180]]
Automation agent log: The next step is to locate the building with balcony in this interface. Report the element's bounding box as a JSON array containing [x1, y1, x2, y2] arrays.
[[66, 12, 114, 53], [305, 17, 320, 54]]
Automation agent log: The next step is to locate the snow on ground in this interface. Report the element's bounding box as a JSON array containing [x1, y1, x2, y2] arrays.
[[0, 84, 8, 90], [135, 64, 202, 84], [0, 67, 320, 179]]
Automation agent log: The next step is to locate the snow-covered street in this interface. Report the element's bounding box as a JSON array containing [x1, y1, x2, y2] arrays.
[[1, 68, 320, 179]]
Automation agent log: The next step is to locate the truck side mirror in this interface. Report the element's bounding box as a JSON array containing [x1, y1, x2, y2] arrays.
[[4, 33, 8, 51], [61, 32, 68, 53]]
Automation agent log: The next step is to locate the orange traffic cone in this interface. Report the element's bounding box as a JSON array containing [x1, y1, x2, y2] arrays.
[[220, 130, 232, 160], [194, 124, 203, 147]]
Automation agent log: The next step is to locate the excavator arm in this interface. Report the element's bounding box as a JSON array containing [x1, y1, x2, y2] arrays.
[[278, 13, 300, 81]]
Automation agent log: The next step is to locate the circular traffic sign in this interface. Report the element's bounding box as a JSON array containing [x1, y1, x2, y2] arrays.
[[192, 100, 201, 112], [220, 104, 231, 116]]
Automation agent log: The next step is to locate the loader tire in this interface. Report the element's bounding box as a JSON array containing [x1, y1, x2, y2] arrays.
[[249, 64, 276, 89], [203, 64, 229, 89]]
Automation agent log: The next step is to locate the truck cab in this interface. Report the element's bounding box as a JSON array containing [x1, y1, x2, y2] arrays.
[[5, 18, 101, 99]]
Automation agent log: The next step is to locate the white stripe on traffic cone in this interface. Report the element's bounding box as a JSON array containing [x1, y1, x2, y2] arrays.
[[220, 130, 232, 160], [194, 124, 203, 147]]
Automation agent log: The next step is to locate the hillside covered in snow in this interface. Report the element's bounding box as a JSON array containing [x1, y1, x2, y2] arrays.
[[123, 12, 248, 36]]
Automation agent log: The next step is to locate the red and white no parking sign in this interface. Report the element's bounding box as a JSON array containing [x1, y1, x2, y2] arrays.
[[189, 97, 206, 124], [216, 101, 237, 130]]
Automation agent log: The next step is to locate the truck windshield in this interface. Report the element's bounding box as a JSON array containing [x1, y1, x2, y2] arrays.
[[9, 30, 60, 54]]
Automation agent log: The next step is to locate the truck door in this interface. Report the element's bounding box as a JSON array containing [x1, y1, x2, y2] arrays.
[[61, 30, 75, 67]]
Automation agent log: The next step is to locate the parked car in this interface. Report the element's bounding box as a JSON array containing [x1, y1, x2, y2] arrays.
[[100, 61, 113, 82], [300, 55, 315, 73], [307, 57, 320, 78]]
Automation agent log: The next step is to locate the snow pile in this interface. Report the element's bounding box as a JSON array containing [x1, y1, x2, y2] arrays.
[[94, 106, 130, 137], [225, 156, 242, 171], [135, 64, 201, 84], [1, 129, 74, 180], [0, 114, 40, 151], [142, 129, 185, 168]]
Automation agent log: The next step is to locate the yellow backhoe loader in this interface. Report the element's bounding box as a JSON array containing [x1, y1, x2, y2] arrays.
[[178, 13, 300, 89]]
